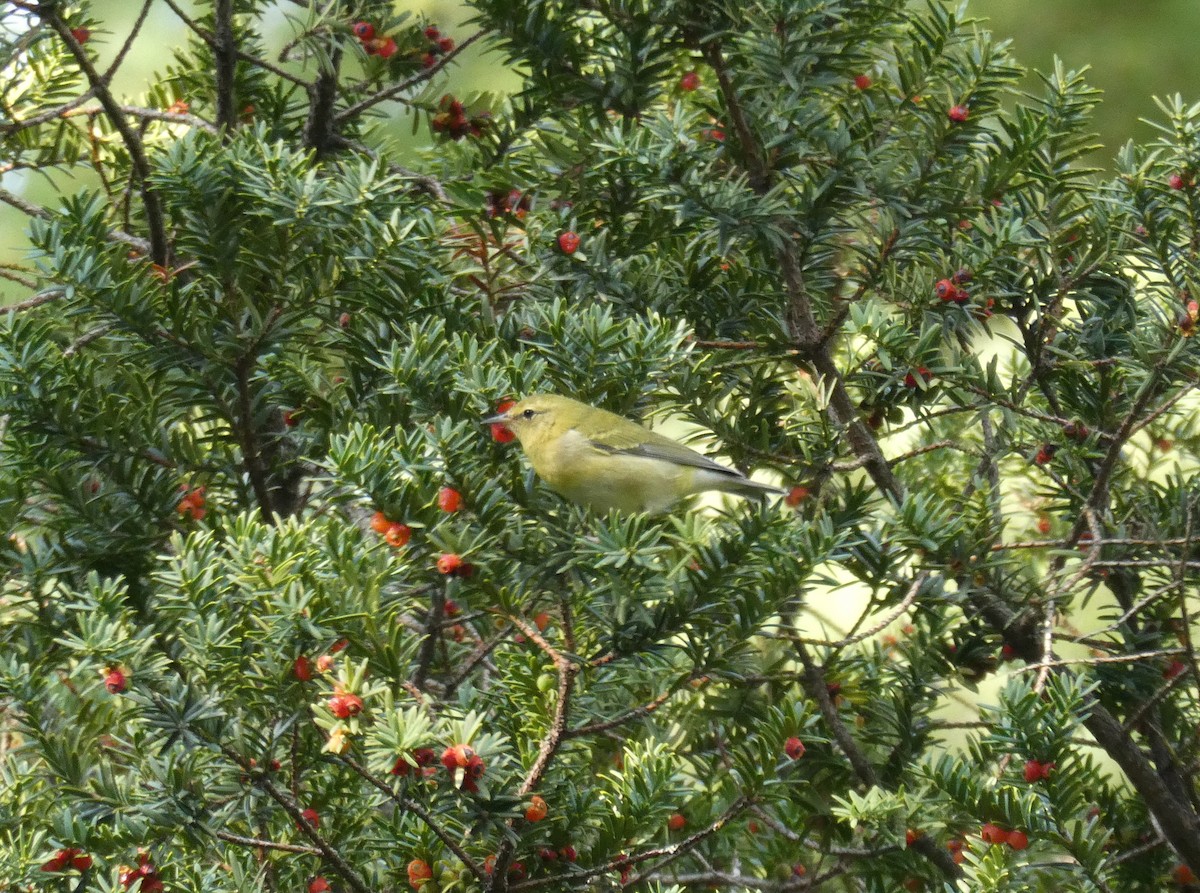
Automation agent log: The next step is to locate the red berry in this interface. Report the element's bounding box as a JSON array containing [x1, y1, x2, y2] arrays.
[[421, 51, 437, 68], [437, 36, 455, 53], [679, 70, 701, 91], [338, 311, 352, 328], [948, 104, 969, 122], [490, 398, 517, 443], [558, 231, 581, 254], [524, 794, 548, 822], [706, 128, 726, 141], [538, 847, 559, 861], [1006, 829, 1029, 850], [980, 823, 1006, 845], [328, 693, 363, 719], [283, 409, 298, 427], [792, 863, 807, 877], [904, 367, 932, 389], [104, 667, 127, 694], [407, 858, 433, 889], [1036, 516, 1052, 535], [668, 812, 686, 831], [784, 736, 805, 759], [299, 807, 319, 829], [309, 879, 331, 893], [293, 656, 313, 681], [1034, 444, 1058, 465], [559, 845, 578, 862], [934, 278, 959, 302], [316, 654, 335, 673], [1169, 172, 1187, 190], [946, 838, 965, 864], [370, 511, 391, 533], [437, 553, 464, 575], [384, 522, 412, 548], [352, 21, 374, 40], [905, 828, 921, 847], [40, 848, 78, 872], [442, 743, 474, 770], [71, 853, 92, 871], [1173, 864, 1198, 885], [375, 37, 398, 59], [854, 74, 871, 90], [1164, 659, 1187, 680], [438, 487, 463, 512], [70, 27, 91, 44], [784, 485, 809, 507], [1023, 759, 1054, 783], [424, 25, 441, 40]]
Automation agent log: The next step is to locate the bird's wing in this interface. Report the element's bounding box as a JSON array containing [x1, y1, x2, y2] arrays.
[[586, 433, 746, 478]]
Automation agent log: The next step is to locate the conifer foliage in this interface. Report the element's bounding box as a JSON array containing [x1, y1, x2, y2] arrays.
[[3, 1, 1200, 891]]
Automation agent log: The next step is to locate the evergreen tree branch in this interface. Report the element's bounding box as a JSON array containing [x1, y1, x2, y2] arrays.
[[338, 754, 487, 882], [214, 830, 321, 855], [335, 30, 488, 125], [159, 0, 312, 88], [38, 4, 168, 267], [303, 42, 344, 155], [213, 0, 237, 133], [223, 749, 371, 893]]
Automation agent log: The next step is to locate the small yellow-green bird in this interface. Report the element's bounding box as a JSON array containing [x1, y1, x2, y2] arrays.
[[483, 394, 781, 513]]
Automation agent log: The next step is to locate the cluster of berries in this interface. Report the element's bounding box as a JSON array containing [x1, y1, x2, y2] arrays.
[[419, 24, 455, 68], [118, 851, 164, 893], [41, 848, 92, 873], [431, 94, 489, 140], [176, 485, 206, 520], [351, 21, 397, 58], [933, 268, 972, 305]]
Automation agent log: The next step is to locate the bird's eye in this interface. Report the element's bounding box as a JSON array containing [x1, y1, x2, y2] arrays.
[[522, 409, 536, 420]]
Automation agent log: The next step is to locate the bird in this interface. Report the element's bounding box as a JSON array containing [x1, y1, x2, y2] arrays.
[[483, 394, 781, 513]]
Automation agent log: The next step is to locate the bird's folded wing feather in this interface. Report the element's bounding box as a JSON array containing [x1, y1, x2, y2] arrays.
[[586, 435, 746, 478]]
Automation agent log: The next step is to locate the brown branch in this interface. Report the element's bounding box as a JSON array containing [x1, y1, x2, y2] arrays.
[[510, 796, 752, 891], [213, 0, 237, 132], [233, 353, 275, 521], [564, 687, 675, 739], [339, 754, 486, 882], [221, 748, 371, 893], [411, 586, 445, 691], [215, 830, 320, 856], [160, 0, 311, 88], [42, 7, 168, 266]]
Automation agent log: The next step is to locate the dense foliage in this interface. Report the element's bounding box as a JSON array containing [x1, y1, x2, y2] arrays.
[[3, 1, 1200, 891]]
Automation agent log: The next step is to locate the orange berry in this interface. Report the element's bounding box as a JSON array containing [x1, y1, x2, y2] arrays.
[[1006, 829, 1029, 850], [437, 553, 464, 575], [407, 858, 433, 888], [524, 794, 548, 822], [384, 522, 412, 548], [438, 487, 463, 512], [668, 812, 686, 831], [784, 736, 805, 759], [370, 511, 391, 533], [784, 485, 809, 507]]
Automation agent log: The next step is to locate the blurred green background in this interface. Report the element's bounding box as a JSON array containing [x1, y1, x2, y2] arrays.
[[4, 0, 1200, 294]]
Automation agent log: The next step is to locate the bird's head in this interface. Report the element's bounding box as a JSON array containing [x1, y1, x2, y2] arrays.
[[483, 394, 581, 447]]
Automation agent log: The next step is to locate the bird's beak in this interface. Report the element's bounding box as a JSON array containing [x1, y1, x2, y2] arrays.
[[481, 413, 509, 426]]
